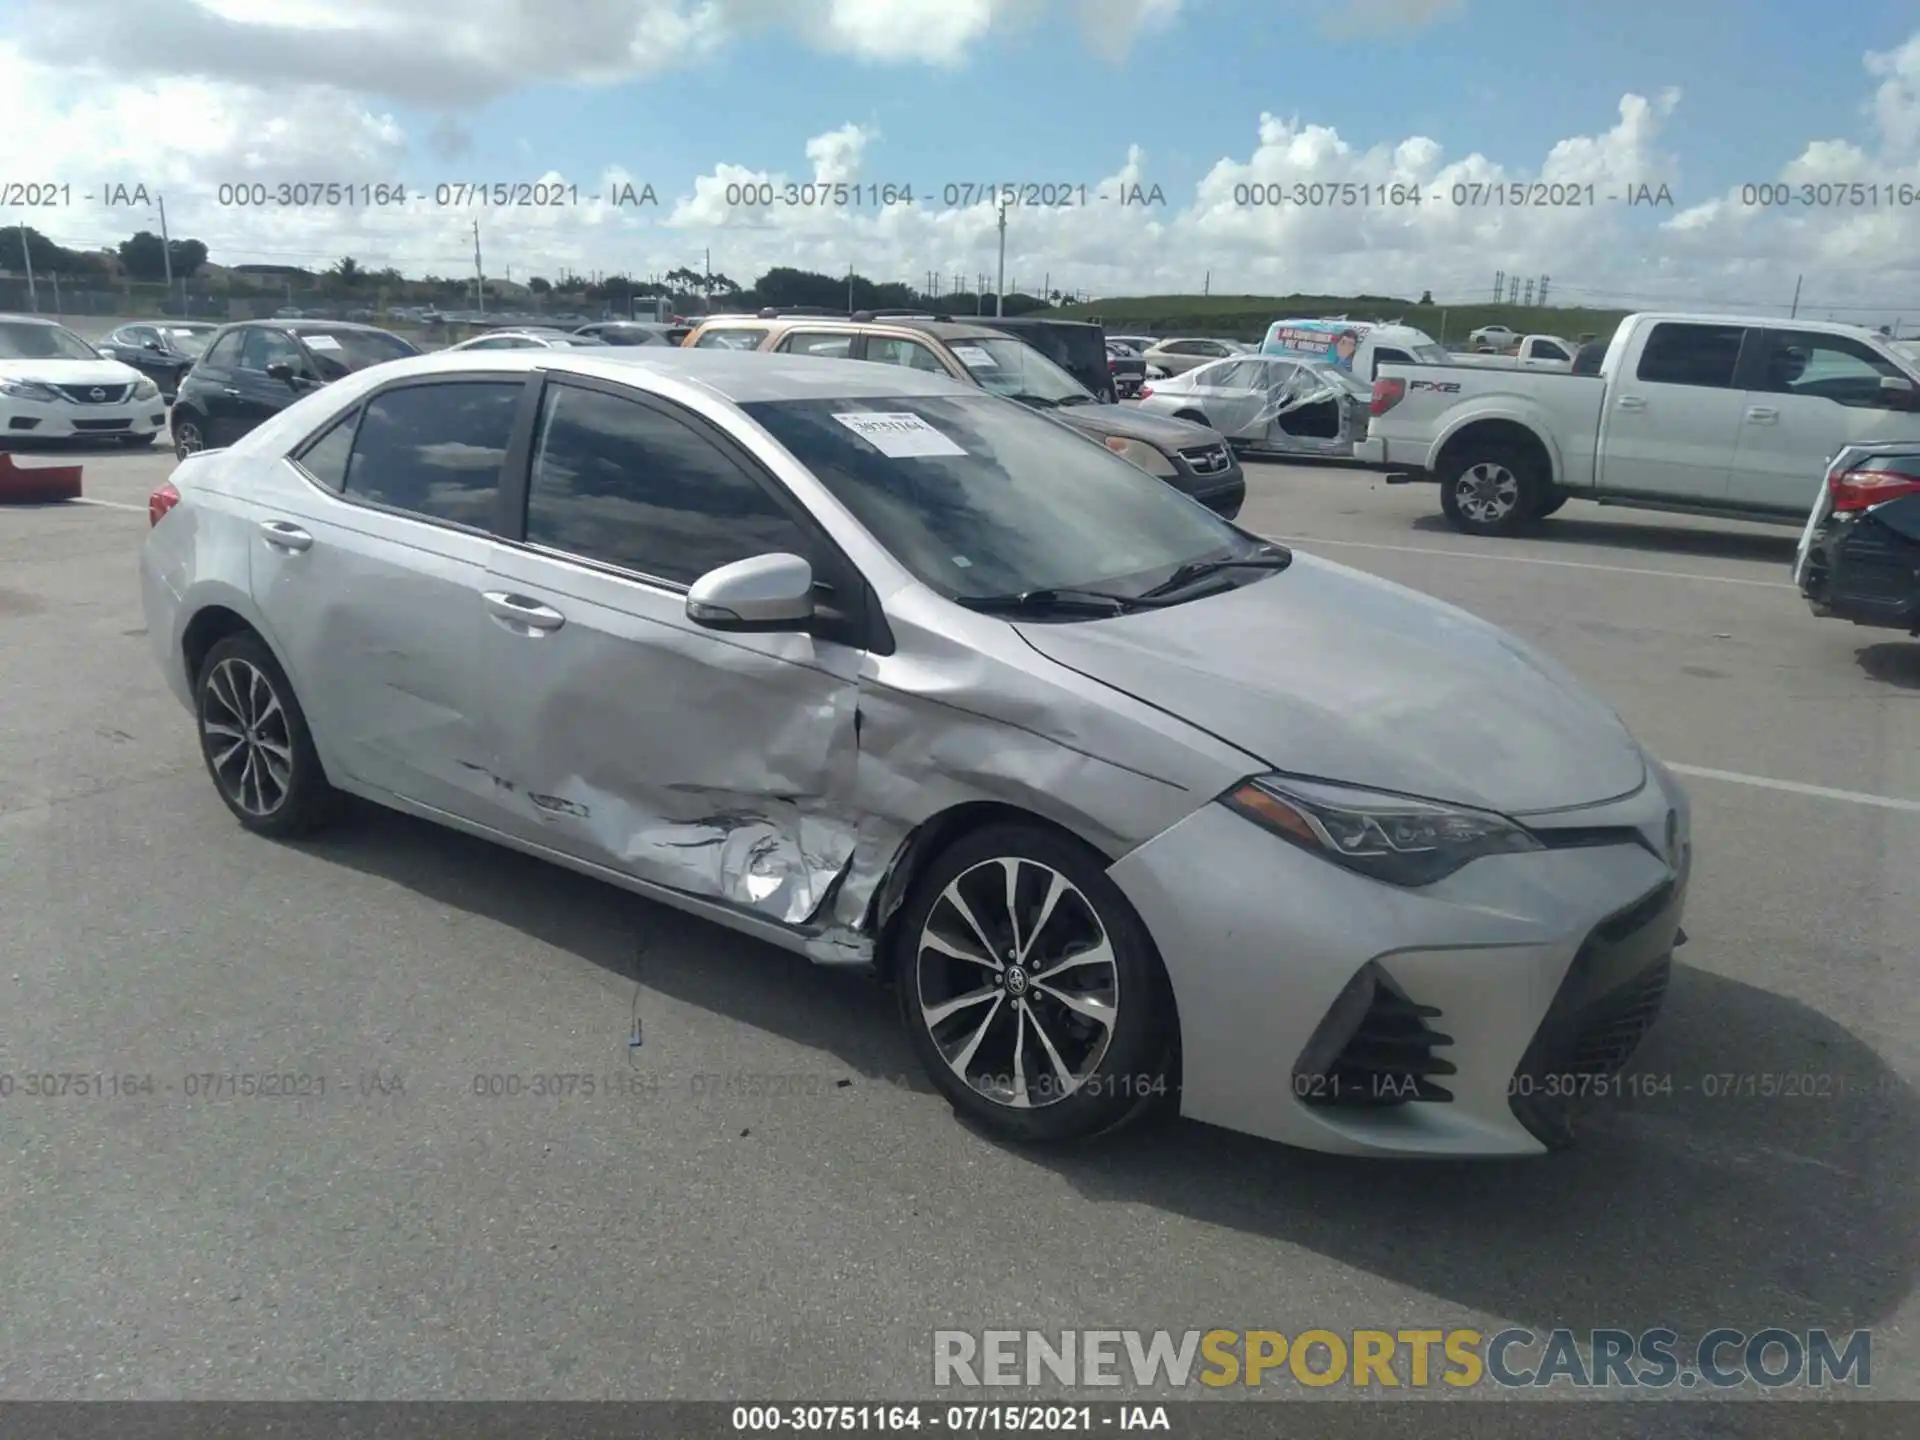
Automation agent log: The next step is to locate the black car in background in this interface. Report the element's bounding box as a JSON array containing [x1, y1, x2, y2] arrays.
[[973, 316, 1117, 402], [1105, 340, 1148, 398], [94, 321, 220, 401], [170, 320, 419, 458]]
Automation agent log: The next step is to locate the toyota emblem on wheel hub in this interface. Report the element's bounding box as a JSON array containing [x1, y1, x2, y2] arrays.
[[1004, 964, 1029, 997]]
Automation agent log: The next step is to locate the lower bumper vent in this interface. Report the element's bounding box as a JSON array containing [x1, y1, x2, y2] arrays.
[[1292, 963, 1455, 1108]]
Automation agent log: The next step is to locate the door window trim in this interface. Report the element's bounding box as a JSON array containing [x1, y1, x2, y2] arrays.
[[278, 373, 534, 535], [496, 371, 889, 652]]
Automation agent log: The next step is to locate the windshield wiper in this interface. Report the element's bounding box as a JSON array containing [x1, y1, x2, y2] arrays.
[[1007, 391, 1064, 409], [956, 587, 1144, 616], [1054, 393, 1097, 406], [1137, 546, 1294, 599]]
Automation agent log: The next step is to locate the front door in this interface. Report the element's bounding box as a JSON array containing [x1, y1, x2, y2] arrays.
[[246, 376, 528, 817], [231, 327, 312, 442], [1729, 328, 1920, 515], [1596, 320, 1752, 500], [477, 375, 867, 927]]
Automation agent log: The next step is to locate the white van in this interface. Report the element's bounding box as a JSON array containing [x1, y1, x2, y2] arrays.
[[1260, 318, 1450, 381]]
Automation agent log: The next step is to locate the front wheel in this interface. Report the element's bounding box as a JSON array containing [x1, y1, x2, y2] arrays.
[[1438, 444, 1544, 536], [895, 824, 1175, 1143], [195, 632, 340, 838], [172, 411, 207, 460]]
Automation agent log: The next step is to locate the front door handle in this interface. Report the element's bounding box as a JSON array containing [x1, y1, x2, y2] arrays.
[[1616, 396, 1646, 411], [1746, 406, 1778, 423], [483, 591, 566, 633], [223, 386, 242, 396], [258, 520, 312, 552]]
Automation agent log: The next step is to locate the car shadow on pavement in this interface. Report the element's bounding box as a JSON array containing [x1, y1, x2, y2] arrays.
[[305, 807, 1915, 1344], [1856, 641, 1920, 688], [1408, 512, 1800, 566]]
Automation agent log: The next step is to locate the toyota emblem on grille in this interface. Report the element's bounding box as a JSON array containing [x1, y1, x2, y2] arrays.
[[89, 387, 105, 401]]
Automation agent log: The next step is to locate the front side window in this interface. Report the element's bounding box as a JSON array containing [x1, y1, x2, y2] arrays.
[[779, 331, 855, 358], [1636, 323, 1745, 388], [342, 381, 521, 527], [524, 385, 814, 586], [693, 326, 768, 350], [741, 393, 1246, 603], [239, 329, 305, 374], [865, 336, 947, 373], [200, 332, 245, 368], [1757, 331, 1909, 407]]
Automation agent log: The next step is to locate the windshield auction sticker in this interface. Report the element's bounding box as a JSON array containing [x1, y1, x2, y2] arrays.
[[832, 411, 966, 458]]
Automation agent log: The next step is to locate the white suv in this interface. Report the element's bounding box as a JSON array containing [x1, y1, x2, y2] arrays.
[[0, 314, 166, 447]]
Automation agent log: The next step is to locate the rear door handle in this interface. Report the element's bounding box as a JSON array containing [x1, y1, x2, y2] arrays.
[[1616, 396, 1646, 411], [1746, 406, 1778, 423], [483, 591, 566, 633], [258, 520, 312, 552]]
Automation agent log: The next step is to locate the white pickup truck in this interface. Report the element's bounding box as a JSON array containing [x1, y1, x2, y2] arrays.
[[1355, 312, 1920, 535], [1448, 334, 1576, 371]]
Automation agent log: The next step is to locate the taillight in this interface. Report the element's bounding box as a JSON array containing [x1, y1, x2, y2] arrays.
[[149, 481, 181, 527], [1137, 385, 1154, 399], [1371, 377, 1407, 417], [1828, 466, 1920, 512]]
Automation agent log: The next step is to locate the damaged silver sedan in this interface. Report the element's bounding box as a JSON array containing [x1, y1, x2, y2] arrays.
[[141, 346, 1692, 1157], [1134, 354, 1371, 458]]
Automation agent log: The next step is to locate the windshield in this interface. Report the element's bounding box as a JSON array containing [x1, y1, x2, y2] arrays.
[[166, 327, 216, 356], [740, 393, 1256, 603], [297, 329, 419, 379], [0, 322, 101, 361], [950, 336, 1092, 405]]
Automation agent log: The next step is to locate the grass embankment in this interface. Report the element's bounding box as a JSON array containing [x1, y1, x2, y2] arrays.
[[1040, 294, 1631, 345]]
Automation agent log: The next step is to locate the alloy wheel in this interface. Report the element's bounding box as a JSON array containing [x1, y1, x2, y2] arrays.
[[174, 421, 204, 458], [914, 857, 1121, 1109], [201, 657, 294, 817], [1456, 461, 1519, 524]]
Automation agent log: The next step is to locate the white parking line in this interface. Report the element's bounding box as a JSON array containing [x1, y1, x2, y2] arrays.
[[1264, 534, 1794, 589], [70, 497, 146, 513], [1666, 764, 1920, 813]]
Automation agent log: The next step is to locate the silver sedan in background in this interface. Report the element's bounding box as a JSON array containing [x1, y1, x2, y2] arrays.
[[1136, 353, 1372, 458], [140, 346, 1691, 1158]]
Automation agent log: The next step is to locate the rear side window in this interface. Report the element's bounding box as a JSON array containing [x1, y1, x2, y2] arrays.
[[343, 381, 521, 528], [292, 408, 360, 492], [1635, 323, 1745, 388]]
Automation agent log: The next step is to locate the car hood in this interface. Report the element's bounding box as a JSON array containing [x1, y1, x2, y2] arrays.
[[0, 357, 146, 385], [1050, 402, 1222, 447], [1015, 553, 1647, 815]]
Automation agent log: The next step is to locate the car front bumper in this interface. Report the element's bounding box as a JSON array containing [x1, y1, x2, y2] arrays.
[[4, 392, 166, 441], [1107, 768, 1689, 1157]]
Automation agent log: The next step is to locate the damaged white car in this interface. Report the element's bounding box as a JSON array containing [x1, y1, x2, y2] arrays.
[[1134, 354, 1371, 459], [141, 346, 1692, 1158]]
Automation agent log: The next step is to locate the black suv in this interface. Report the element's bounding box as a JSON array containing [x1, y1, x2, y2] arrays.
[[171, 320, 419, 457], [972, 316, 1117, 402]]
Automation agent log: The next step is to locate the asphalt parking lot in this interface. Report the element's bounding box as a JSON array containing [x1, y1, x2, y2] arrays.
[[0, 441, 1914, 1403]]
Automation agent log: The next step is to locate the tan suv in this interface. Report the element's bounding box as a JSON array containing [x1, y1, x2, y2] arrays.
[[679, 311, 1246, 517]]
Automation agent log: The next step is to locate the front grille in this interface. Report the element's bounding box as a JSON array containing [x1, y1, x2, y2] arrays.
[[72, 418, 132, 432], [1294, 964, 1455, 1108], [1179, 444, 1233, 475], [1508, 877, 1682, 1147], [51, 384, 132, 405]]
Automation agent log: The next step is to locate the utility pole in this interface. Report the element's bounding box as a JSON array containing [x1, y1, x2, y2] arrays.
[[471, 220, 484, 314], [157, 194, 175, 311], [1789, 274, 1802, 318], [704, 247, 711, 310], [847, 260, 854, 313], [995, 198, 1007, 316], [1204, 270, 1210, 297], [18, 223, 36, 312]]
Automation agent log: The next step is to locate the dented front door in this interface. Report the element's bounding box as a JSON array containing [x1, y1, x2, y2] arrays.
[[475, 545, 864, 927]]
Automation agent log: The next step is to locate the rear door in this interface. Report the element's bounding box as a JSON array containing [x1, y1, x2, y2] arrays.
[[1730, 328, 1920, 514], [1595, 321, 1753, 500], [474, 375, 869, 920], [246, 374, 529, 819]]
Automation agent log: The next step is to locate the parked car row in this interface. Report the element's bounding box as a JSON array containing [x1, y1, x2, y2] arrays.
[[0, 314, 169, 446]]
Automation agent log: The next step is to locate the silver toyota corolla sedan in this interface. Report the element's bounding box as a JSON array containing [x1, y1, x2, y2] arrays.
[[140, 347, 1692, 1158]]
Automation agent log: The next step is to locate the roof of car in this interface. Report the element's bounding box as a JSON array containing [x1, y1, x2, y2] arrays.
[[0, 313, 67, 326], [691, 315, 1009, 344], [219, 318, 405, 335], [379, 344, 979, 404]]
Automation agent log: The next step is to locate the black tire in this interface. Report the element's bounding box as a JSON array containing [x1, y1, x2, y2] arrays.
[[1438, 441, 1544, 536], [893, 823, 1175, 1143], [194, 631, 340, 837], [172, 408, 208, 460], [1533, 490, 1569, 518]]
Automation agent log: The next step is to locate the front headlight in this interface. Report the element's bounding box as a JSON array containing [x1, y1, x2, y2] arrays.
[[132, 377, 160, 399], [1104, 435, 1178, 478], [0, 378, 59, 402], [1223, 775, 1543, 887]]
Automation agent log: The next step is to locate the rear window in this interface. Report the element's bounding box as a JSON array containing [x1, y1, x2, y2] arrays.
[[1636, 323, 1745, 389]]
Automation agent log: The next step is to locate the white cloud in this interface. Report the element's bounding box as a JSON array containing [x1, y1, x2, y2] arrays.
[[5, 19, 1920, 321]]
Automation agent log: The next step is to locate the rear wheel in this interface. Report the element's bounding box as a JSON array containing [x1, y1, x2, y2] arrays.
[[895, 824, 1175, 1144], [194, 632, 340, 838], [1438, 443, 1544, 536]]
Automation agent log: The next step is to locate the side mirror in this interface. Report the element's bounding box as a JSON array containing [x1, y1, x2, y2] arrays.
[[1880, 375, 1916, 407], [686, 552, 815, 631], [265, 360, 296, 383]]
